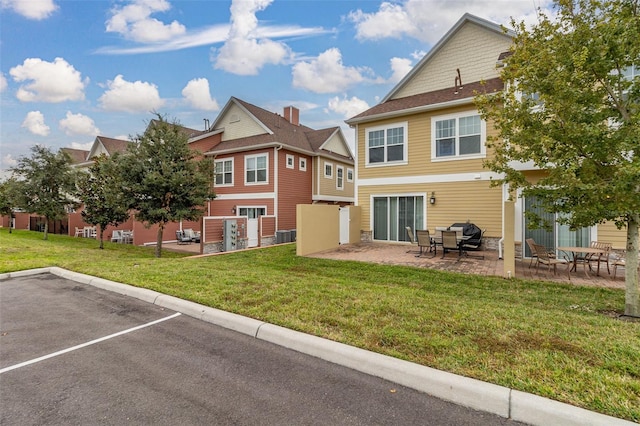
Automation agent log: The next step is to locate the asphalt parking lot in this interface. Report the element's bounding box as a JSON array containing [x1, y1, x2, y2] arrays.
[[0, 273, 518, 425]]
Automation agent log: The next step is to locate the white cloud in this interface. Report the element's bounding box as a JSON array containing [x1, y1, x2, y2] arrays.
[[327, 96, 370, 119], [349, 0, 554, 44], [9, 57, 87, 103], [1, 0, 57, 20], [98, 74, 164, 113], [292, 48, 368, 94], [212, 0, 292, 75], [389, 57, 413, 84], [0, 73, 7, 92], [181, 78, 219, 111], [106, 0, 186, 43], [59, 111, 101, 136], [349, 2, 417, 41], [22, 111, 50, 136]]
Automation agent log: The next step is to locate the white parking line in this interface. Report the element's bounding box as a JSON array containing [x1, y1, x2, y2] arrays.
[[0, 312, 182, 375]]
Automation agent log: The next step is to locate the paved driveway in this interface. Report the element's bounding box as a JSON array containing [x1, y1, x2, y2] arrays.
[[1, 274, 518, 425]]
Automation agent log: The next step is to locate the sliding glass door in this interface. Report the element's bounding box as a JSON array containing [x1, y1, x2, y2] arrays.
[[373, 195, 424, 242], [523, 197, 590, 257]]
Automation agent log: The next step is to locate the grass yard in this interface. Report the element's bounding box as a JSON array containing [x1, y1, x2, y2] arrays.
[[1, 229, 639, 422]]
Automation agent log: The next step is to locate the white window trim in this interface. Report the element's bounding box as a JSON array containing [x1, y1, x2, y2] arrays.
[[336, 166, 344, 191], [324, 161, 333, 178], [365, 121, 408, 167], [286, 154, 295, 169], [431, 111, 486, 162], [244, 152, 269, 186], [214, 158, 234, 187], [299, 157, 307, 171], [347, 168, 354, 183]]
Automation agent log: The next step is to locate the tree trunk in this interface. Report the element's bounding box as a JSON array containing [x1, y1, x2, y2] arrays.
[[99, 228, 105, 250], [155, 224, 164, 258], [624, 213, 639, 317], [8, 213, 12, 234], [43, 220, 49, 240]]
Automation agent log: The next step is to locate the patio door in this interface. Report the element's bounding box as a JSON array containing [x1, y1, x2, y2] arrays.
[[372, 195, 424, 242], [238, 207, 266, 247], [523, 197, 590, 257]]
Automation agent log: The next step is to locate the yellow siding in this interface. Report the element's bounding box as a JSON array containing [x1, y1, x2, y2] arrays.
[[217, 103, 267, 141], [318, 159, 354, 198], [357, 105, 496, 179], [358, 181, 502, 238], [597, 221, 627, 250], [393, 22, 511, 99], [323, 132, 351, 157]]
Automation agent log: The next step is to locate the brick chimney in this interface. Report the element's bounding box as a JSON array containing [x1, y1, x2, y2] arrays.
[[283, 106, 299, 126]]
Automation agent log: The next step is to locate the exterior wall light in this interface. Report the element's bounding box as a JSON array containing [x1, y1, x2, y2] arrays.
[[429, 192, 436, 205]]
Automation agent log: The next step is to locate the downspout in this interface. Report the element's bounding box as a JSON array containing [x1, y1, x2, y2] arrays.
[[274, 145, 283, 231], [499, 182, 507, 259]]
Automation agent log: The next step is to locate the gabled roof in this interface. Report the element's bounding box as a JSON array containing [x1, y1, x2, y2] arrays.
[[346, 78, 503, 124], [148, 119, 206, 140], [382, 13, 513, 103], [60, 148, 89, 164], [87, 136, 132, 160], [203, 97, 353, 162]]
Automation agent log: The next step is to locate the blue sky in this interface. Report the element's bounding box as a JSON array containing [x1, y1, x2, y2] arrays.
[[0, 0, 552, 176]]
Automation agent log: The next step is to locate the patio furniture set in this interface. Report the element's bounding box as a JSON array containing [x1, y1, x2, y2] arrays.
[[74, 226, 97, 238], [111, 230, 134, 244], [407, 223, 485, 261], [525, 238, 628, 280], [176, 229, 201, 245]]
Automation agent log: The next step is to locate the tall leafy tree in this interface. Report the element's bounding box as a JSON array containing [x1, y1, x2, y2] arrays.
[[10, 145, 78, 240], [77, 154, 131, 249], [0, 178, 21, 234], [476, 0, 640, 316], [122, 114, 214, 257]]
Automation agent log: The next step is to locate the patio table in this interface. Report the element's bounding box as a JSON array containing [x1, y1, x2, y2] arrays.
[[557, 246, 606, 277]]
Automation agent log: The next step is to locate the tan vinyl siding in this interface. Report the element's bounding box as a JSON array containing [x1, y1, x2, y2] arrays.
[[393, 22, 511, 99], [318, 159, 354, 198], [357, 105, 497, 180], [597, 221, 627, 250], [323, 132, 351, 157], [358, 181, 502, 238], [217, 103, 268, 141]]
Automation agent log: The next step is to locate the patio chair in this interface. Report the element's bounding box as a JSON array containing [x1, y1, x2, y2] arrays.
[[121, 230, 133, 244], [111, 230, 123, 243], [415, 229, 436, 257], [183, 228, 201, 243], [441, 230, 461, 260], [405, 226, 419, 253], [176, 230, 192, 245], [533, 243, 570, 280], [525, 238, 555, 268], [589, 241, 612, 275], [74, 227, 83, 237]]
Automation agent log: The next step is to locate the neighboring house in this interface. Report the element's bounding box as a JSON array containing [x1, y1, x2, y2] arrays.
[[345, 13, 626, 272], [192, 97, 354, 252]]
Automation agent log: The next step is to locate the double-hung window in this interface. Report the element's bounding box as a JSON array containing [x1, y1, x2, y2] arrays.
[[214, 158, 233, 186], [432, 113, 485, 160], [245, 153, 268, 184], [366, 122, 407, 165], [336, 166, 344, 190]]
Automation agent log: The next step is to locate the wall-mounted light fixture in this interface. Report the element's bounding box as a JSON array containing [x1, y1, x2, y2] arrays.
[[232, 205, 237, 214], [429, 192, 436, 205]]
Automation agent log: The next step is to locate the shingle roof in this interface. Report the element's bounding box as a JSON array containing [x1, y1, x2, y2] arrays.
[[346, 78, 503, 124], [60, 148, 89, 164], [206, 98, 352, 162], [96, 136, 132, 155]]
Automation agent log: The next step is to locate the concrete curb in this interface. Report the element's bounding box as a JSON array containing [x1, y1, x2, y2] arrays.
[[5, 267, 636, 426]]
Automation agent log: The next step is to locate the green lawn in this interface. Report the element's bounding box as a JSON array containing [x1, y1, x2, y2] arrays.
[[1, 229, 639, 422]]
